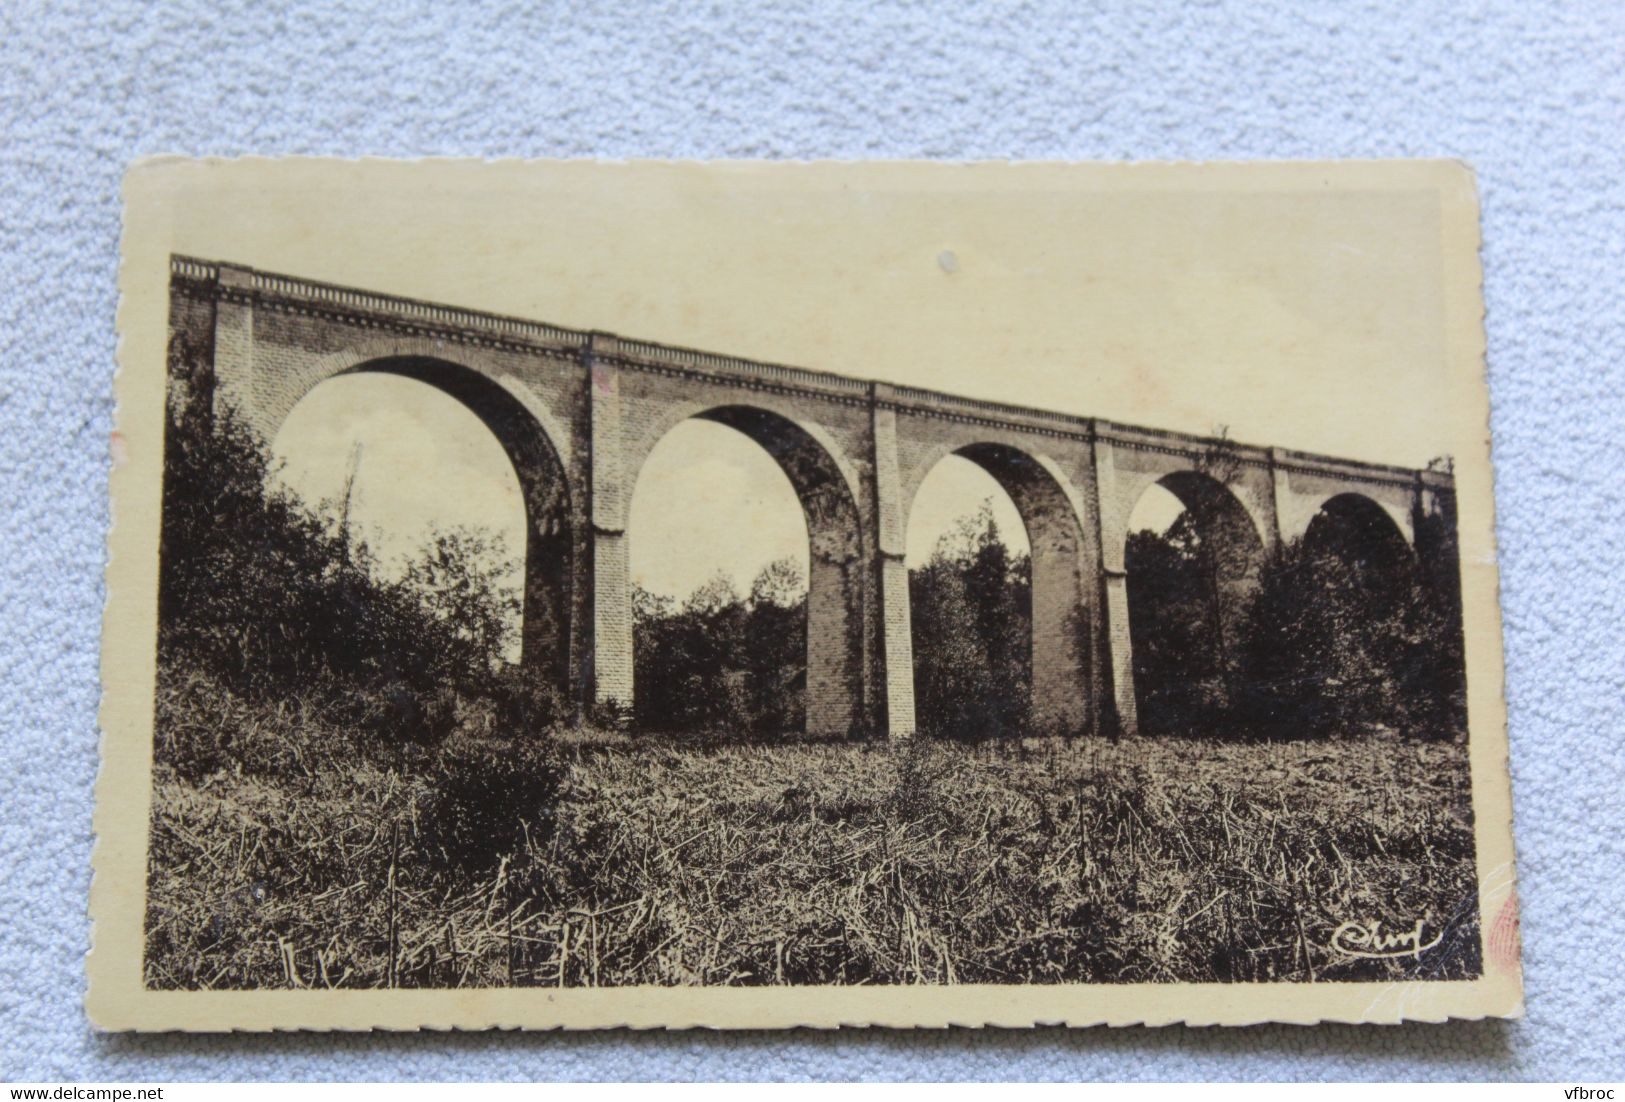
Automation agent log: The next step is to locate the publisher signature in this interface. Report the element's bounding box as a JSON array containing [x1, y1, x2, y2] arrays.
[[1329, 919, 1442, 960]]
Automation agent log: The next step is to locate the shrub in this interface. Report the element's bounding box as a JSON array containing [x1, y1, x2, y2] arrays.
[[630, 561, 807, 738], [361, 681, 465, 747], [155, 332, 524, 766], [492, 666, 569, 736], [585, 695, 632, 733], [417, 735, 565, 870]]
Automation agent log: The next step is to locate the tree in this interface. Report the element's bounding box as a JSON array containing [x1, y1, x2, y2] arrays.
[[632, 573, 752, 734], [156, 332, 530, 740], [1190, 428, 1252, 706], [744, 559, 807, 734], [749, 557, 804, 609], [630, 560, 811, 738], [686, 571, 742, 617], [401, 526, 523, 674], [1126, 523, 1225, 734], [1230, 500, 1465, 740], [1124, 428, 1268, 734]]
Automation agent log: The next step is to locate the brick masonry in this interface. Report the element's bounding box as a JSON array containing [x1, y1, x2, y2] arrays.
[[167, 256, 1459, 738]]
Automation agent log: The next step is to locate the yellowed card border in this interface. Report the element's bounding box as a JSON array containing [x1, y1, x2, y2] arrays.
[[91, 157, 1521, 1030]]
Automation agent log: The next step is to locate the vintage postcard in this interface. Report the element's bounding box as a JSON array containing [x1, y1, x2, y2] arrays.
[[92, 159, 1521, 1030]]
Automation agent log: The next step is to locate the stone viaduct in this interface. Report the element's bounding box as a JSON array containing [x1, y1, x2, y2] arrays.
[[166, 256, 1459, 739]]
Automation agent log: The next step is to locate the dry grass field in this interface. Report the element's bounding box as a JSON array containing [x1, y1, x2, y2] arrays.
[[145, 671, 1481, 990]]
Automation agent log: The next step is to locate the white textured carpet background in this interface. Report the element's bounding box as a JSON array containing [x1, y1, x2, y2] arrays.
[[3, 0, 1622, 1081]]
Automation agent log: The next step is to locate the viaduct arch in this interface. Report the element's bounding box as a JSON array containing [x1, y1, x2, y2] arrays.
[[168, 256, 1459, 738], [903, 441, 1095, 736], [627, 404, 867, 738], [1122, 470, 1270, 714], [1304, 492, 1416, 567]]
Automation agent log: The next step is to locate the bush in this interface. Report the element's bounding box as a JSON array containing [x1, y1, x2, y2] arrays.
[[417, 735, 565, 870], [585, 695, 632, 732], [492, 666, 569, 736], [361, 681, 465, 747], [155, 332, 524, 759]]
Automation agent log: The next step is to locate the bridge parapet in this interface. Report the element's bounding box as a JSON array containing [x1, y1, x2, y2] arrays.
[[175, 257, 594, 356], [594, 331, 872, 401], [882, 383, 1095, 440], [1271, 445, 1453, 492]]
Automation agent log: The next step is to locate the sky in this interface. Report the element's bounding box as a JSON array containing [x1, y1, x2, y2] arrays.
[[270, 374, 527, 585], [166, 161, 1463, 477], [266, 375, 1199, 614], [626, 421, 1037, 598]]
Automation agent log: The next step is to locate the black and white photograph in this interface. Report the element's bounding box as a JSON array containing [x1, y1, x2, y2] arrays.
[[92, 158, 1520, 1030]]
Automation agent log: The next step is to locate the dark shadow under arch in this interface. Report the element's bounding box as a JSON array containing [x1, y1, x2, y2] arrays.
[[1304, 492, 1413, 577]]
